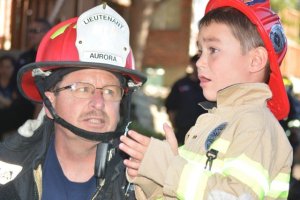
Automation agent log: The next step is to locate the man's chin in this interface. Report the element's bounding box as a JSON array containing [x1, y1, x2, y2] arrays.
[[83, 126, 116, 134], [84, 128, 109, 134]]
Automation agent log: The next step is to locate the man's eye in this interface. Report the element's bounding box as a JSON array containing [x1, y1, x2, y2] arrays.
[[103, 89, 114, 96], [77, 86, 92, 93]]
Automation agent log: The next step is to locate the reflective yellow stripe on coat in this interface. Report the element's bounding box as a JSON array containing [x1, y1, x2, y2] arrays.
[[266, 173, 290, 199], [176, 139, 290, 200]]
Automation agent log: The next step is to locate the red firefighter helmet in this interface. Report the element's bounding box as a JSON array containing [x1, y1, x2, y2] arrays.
[[18, 4, 146, 103], [205, 0, 289, 120]]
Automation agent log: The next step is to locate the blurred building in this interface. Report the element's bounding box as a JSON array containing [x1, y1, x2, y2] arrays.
[[0, 0, 195, 86], [281, 8, 300, 77], [278, 8, 300, 95]]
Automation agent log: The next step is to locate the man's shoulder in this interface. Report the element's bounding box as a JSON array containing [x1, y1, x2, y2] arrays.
[[18, 48, 36, 58], [0, 119, 49, 163], [17, 48, 37, 67], [0, 180, 22, 200]]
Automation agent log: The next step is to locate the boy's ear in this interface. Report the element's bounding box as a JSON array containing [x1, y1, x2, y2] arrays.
[[249, 46, 268, 73], [44, 91, 55, 119]]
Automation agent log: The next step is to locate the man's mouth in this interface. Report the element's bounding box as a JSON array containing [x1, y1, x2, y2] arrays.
[[85, 118, 105, 125]]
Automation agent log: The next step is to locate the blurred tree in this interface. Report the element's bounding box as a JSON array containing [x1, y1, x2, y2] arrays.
[[128, 0, 166, 70], [271, 0, 300, 12]]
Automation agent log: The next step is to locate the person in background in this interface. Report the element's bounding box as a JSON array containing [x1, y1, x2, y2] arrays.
[[0, 55, 33, 135], [0, 3, 146, 200], [280, 76, 300, 200], [17, 18, 52, 118], [280, 76, 300, 149], [0, 55, 18, 135], [0, 55, 18, 109], [18, 18, 52, 68], [119, 0, 292, 199], [165, 54, 207, 145]]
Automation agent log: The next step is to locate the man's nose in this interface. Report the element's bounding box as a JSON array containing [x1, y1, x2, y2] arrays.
[[89, 89, 105, 109]]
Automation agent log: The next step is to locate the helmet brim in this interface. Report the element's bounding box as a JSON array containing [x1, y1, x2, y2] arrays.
[[17, 61, 147, 103]]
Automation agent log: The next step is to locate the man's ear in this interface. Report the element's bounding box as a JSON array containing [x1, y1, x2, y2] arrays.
[[249, 46, 268, 73], [44, 91, 55, 119]]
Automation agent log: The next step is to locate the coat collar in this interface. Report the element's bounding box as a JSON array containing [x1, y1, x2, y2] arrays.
[[199, 83, 271, 110]]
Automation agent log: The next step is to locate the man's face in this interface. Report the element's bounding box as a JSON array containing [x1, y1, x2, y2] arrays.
[[28, 22, 48, 49], [45, 69, 122, 134]]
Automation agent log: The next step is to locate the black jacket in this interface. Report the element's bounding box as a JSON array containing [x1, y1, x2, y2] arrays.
[[0, 118, 135, 200]]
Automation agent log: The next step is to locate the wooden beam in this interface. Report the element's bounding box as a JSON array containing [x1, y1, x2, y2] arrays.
[[48, 0, 65, 24]]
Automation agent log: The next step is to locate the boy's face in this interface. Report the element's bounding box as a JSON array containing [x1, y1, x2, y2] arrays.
[[196, 22, 254, 101]]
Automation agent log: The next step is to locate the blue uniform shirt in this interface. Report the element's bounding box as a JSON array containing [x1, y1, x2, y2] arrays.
[[42, 137, 96, 200]]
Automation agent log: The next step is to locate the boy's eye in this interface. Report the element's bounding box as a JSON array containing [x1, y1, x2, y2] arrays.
[[198, 50, 203, 57], [209, 47, 218, 54]]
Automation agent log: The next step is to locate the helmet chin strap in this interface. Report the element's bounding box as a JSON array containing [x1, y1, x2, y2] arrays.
[[35, 77, 134, 142]]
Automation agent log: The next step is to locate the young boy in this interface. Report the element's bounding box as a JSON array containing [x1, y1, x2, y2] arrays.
[[119, 0, 293, 199]]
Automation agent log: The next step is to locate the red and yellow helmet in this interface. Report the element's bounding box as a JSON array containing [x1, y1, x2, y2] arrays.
[[205, 0, 289, 120], [18, 4, 146, 103]]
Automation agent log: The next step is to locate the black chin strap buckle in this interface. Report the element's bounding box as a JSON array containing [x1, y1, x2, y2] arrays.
[[124, 121, 132, 136], [94, 142, 113, 187]]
